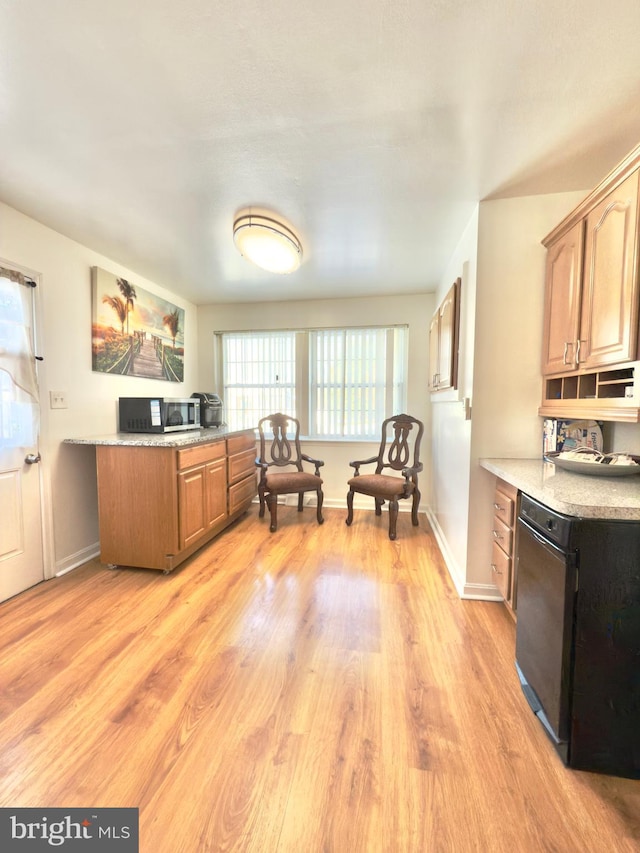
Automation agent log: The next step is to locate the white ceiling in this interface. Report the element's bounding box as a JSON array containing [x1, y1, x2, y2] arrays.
[[3, 1, 640, 305]]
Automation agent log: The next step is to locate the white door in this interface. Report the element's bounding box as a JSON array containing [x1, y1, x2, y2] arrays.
[[0, 268, 45, 602]]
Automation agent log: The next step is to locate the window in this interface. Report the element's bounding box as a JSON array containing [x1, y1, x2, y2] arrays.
[[218, 326, 407, 438]]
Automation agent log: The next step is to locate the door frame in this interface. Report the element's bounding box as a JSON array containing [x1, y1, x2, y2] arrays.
[[1, 257, 56, 581]]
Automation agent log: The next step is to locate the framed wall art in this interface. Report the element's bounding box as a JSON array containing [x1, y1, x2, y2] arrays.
[[91, 266, 185, 382]]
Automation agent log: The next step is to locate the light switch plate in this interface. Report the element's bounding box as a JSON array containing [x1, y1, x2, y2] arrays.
[[50, 391, 67, 409]]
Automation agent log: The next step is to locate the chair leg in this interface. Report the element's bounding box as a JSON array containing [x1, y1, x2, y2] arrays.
[[267, 493, 278, 532], [297, 492, 304, 512], [316, 488, 324, 525], [258, 484, 266, 518], [346, 489, 354, 526], [388, 499, 398, 540], [412, 488, 421, 526], [375, 497, 384, 516]]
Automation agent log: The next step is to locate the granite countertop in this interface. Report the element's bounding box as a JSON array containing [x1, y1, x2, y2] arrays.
[[64, 426, 255, 448], [480, 458, 640, 521]]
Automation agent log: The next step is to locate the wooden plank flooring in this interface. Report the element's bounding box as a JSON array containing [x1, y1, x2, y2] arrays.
[[0, 506, 638, 852]]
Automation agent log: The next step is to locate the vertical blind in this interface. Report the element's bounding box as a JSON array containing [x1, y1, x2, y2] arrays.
[[223, 331, 296, 430]]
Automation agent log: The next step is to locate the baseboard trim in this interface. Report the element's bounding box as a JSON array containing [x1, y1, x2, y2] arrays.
[[274, 494, 427, 513], [55, 543, 101, 577], [425, 508, 502, 602]]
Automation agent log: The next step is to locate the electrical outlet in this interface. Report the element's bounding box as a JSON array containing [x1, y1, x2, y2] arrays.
[[50, 391, 68, 409]]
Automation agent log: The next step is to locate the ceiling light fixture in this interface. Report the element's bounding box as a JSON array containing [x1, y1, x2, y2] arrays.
[[233, 210, 303, 274]]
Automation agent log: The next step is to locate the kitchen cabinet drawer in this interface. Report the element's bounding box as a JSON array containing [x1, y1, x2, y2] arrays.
[[227, 431, 256, 455], [228, 447, 255, 485], [491, 515, 513, 556], [491, 541, 511, 600], [489, 477, 519, 616], [228, 472, 257, 515], [177, 440, 225, 470], [493, 487, 515, 527]]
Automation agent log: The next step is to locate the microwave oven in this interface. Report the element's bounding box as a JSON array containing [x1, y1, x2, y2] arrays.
[[191, 393, 224, 428], [118, 397, 201, 433]]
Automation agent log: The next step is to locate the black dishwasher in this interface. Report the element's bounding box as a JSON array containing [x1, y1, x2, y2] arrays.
[[515, 493, 640, 779]]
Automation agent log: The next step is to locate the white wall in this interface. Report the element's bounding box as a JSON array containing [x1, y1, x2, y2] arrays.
[[0, 201, 199, 574], [197, 293, 435, 509]]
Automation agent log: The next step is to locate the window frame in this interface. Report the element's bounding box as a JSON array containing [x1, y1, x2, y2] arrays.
[[215, 324, 408, 440]]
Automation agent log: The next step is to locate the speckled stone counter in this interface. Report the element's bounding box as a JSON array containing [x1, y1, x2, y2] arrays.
[[480, 458, 640, 521], [63, 427, 253, 448]]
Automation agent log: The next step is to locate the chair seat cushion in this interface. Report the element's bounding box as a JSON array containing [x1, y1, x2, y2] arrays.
[[348, 474, 414, 498], [265, 471, 323, 493]]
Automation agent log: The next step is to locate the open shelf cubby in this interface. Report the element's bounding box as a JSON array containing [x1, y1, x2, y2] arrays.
[[539, 361, 640, 422]]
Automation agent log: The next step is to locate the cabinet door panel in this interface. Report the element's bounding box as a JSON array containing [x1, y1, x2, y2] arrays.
[[428, 312, 439, 390], [429, 278, 460, 392], [205, 459, 227, 529], [437, 287, 456, 390], [581, 171, 640, 368], [542, 222, 584, 375], [178, 468, 207, 549]]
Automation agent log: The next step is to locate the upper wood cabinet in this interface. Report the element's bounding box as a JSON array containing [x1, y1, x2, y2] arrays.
[[542, 171, 640, 376], [540, 144, 640, 421], [541, 221, 584, 374], [580, 171, 640, 369], [429, 277, 460, 392]]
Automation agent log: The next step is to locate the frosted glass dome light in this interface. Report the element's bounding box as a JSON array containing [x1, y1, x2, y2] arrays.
[[233, 211, 302, 274]]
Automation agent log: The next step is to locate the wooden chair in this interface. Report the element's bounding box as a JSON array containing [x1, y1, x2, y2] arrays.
[[345, 413, 424, 540], [256, 413, 325, 533]]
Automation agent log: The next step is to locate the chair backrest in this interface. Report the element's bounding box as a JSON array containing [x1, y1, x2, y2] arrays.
[[257, 413, 304, 472], [375, 414, 424, 478]]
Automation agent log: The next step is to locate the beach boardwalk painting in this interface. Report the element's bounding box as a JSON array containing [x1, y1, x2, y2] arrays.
[[91, 267, 185, 381]]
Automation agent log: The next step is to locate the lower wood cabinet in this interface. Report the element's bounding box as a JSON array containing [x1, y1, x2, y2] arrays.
[[490, 478, 519, 617], [96, 430, 257, 572], [177, 441, 227, 549]]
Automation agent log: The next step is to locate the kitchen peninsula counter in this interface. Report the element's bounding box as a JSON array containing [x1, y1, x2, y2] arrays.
[[480, 458, 640, 521], [63, 426, 251, 447], [65, 428, 258, 572]]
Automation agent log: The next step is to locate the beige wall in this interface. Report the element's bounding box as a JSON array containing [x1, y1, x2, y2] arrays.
[[0, 201, 200, 574], [428, 190, 587, 597], [428, 207, 478, 592], [197, 293, 435, 509]]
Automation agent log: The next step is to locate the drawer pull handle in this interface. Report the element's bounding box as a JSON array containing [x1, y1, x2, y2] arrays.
[[492, 530, 503, 540], [493, 502, 504, 511], [491, 563, 502, 574]]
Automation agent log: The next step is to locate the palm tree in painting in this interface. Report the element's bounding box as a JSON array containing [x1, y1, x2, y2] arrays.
[[102, 294, 128, 333], [163, 309, 180, 349], [116, 278, 137, 336]]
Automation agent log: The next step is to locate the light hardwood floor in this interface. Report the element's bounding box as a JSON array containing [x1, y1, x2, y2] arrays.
[[0, 506, 638, 852]]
